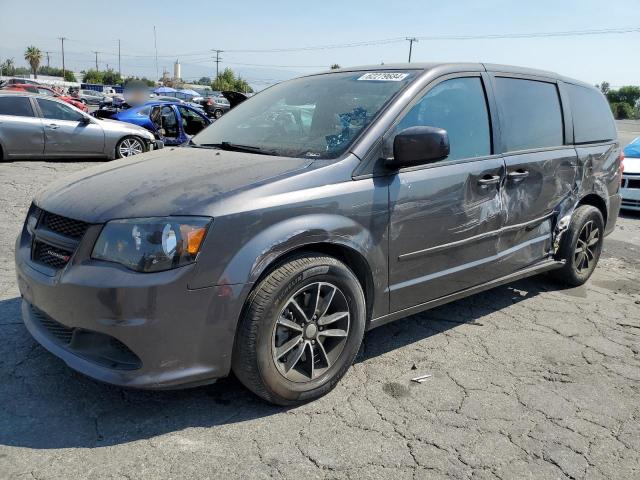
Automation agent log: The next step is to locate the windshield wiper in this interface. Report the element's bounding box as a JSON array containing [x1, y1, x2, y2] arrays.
[[196, 142, 276, 155]]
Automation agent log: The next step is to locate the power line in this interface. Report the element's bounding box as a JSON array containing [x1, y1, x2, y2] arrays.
[[39, 26, 640, 63], [223, 26, 640, 53]]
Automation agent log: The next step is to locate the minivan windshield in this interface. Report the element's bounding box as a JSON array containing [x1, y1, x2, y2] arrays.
[[191, 71, 417, 158]]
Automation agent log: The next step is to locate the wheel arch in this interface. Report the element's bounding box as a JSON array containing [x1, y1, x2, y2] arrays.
[[250, 241, 376, 323], [576, 192, 608, 225]]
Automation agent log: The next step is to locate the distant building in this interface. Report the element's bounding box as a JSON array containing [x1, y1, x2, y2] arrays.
[[173, 60, 181, 82]]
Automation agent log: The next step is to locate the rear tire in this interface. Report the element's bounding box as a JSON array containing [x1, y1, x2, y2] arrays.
[[550, 205, 604, 286], [232, 255, 366, 405], [213, 109, 223, 119]]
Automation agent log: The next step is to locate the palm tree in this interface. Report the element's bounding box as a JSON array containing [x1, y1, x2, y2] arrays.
[[24, 46, 43, 79]]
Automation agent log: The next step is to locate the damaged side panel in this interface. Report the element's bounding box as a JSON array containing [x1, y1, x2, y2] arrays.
[[499, 146, 579, 269]]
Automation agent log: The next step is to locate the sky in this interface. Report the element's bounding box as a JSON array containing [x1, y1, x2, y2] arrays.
[[0, 0, 637, 90]]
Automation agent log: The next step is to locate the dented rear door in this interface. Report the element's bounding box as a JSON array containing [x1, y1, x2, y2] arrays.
[[489, 74, 577, 276]]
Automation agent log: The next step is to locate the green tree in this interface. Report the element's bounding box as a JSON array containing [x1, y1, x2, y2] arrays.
[[598, 81, 610, 95], [0, 58, 16, 76], [610, 102, 635, 120], [197, 76, 211, 85], [330, 64, 341, 70], [124, 76, 155, 87], [211, 68, 253, 93], [101, 68, 123, 85], [606, 86, 640, 106], [37, 65, 76, 82], [24, 46, 43, 79], [82, 69, 104, 84]]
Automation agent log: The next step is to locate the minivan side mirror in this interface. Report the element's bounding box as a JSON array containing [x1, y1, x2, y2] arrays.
[[389, 126, 450, 168]]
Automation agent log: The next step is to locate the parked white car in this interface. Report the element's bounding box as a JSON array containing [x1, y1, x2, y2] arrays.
[[622, 137, 640, 211]]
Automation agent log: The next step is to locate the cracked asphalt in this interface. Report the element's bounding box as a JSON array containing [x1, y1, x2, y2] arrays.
[[1, 160, 638, 480]]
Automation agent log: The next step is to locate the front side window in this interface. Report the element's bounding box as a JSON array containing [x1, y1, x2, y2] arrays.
[[494, 77, 564, 152], [394, 77, 491, 161], [37, 99, 84, 122], [0, 96, 34, 117], [192, 71, 417, 158]]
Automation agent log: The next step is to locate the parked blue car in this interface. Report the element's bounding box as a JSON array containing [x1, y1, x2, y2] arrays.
[[111, 101, 212, 146], [623, 136, 640, 158]]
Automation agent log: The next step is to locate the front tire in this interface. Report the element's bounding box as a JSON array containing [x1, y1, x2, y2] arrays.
[[232, 255, 366, 405], [550, 205, 604, 286], [115, 136, 146, 158]]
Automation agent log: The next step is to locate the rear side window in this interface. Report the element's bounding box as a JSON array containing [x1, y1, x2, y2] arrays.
[[395, 77, 491, 161], [567, 84, 616, 144], [0, 96, 34, 117], [494, 77, 564, 152]]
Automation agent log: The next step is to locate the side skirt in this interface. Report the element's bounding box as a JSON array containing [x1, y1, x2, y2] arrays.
[[367, 258, 564, 331]]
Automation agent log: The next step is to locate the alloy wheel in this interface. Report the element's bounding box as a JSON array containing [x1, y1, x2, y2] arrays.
[[574, 220, 600, 273], [272, 282, 350, 383], [118, 138, 144, 157]]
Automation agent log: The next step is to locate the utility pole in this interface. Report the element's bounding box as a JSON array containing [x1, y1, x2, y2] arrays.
[[212, 49, 223, 80], [118, 39, 121, 77], [406, 37, 418, 63], [58, 37, 67, 79], [93, 51, 99, 70], [153, 26, 159, 82], [44, 51, 51, 68]]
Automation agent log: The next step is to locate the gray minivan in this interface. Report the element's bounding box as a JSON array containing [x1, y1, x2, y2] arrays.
[[15, 63, 622, 405]]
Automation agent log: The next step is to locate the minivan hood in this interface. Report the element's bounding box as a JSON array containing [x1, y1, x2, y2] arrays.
[[35, 147, 312, 223]]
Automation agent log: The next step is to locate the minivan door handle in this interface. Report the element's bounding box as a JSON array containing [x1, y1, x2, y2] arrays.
[[508, 169, 529, 180], [477, 174, 501, 186]]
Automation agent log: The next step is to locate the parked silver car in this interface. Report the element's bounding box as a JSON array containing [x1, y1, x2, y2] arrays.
[[0, 92, 160, 160], [75, 89, 108, 105]]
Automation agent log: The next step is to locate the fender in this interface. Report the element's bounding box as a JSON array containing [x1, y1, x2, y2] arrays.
[[188, 213, 388, 317], [194, 213, 384, 285]]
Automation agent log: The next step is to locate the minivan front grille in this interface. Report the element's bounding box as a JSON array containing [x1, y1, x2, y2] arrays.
[[41, 211, 89, 239], [28, 207, 90, 271], [32, 241, 73, 269]]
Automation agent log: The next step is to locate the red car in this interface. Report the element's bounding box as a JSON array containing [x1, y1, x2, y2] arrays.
[[2, 84, 89, 112]]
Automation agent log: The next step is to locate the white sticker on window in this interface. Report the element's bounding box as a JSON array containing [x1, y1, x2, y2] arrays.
[[357, 72, 409, 81]]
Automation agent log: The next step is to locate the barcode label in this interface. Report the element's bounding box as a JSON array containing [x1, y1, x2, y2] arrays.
[[357, 72, 409, 81]]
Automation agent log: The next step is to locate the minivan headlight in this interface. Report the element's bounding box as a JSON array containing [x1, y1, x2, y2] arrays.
[[92, 217, 211, 272]]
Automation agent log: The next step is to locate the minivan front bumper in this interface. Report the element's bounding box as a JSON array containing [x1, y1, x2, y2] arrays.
[[15, 224, 245, 390]]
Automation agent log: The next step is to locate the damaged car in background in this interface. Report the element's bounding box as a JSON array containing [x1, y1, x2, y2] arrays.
[[15, 63, 621, 405]]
